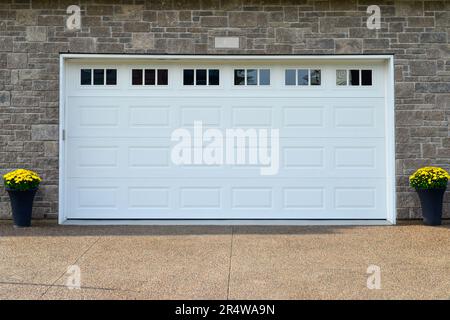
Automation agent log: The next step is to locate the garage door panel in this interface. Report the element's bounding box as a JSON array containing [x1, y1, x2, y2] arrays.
[[67, 185, 122, 217], [76, 146, 119, 168], [78, 106, 120, 128], [67, 97, 174, 138], [231, 138, 385, 177], [128, 147, 171, 168], [180, 106, 222, 127], [67, 137, 385, 178], [66, 178, 386, 219], [129, 187, 170, 209], [129, 106, 171, 127], [64, 60, 390, 220], [231, 106, 273, 127], [67, 97, 385, 139], [282, 106, 324, 128]]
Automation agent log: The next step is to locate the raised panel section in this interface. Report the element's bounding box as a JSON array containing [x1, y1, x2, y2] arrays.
[[78, 187, 117, 208], [129, 188, 169, 208], [232, 107, 272, 127], [334, 107, 375, 128], [181, 107, 221, 126], [180, 188, 221, 208], [335, 188, 376, 209], [80, 106, 119, 127], [65, 178, 386, 219], [283, 107, 323, 127], [78, 147, 118, 167], [284, 147, 324, 168], [283, 188, 324, 209], [231, 188, 272, 208], [129, 106, 169, 127], [128, 147, 169, 167], [335, 147, 375, 168]]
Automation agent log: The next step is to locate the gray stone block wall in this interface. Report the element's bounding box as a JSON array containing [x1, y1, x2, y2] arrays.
[[0, 0, 449, 219]]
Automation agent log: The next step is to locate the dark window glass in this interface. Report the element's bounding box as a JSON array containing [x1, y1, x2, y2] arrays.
[[183, 69, 194, 85], [81, 69, 91, 85], [106, 69, 117, 85], [209, 69, 219, 85], [93, 69, 104, 85], [285, 69, 296, 86], [361, 70, 372, 86], [144, 69, 155, 85], [132, 69, 143, 85], [298, 69, 309, 86], [310, 69, 321, 86], [259, 69, 270, 85], [234, 69, 245, 85], [157, 69, 168, 85], [247, 69, 257, 85], [196, 69, 207, 85], [350, 69, 360, 86]]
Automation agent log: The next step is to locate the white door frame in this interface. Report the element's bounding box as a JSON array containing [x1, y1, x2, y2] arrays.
[[58, 54, 396, 225]]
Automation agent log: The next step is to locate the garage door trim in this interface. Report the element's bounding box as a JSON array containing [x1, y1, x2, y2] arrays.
[[58, 54, 395, 225]]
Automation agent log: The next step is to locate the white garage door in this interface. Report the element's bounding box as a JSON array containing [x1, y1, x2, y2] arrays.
[[62, 57, 393, 220]]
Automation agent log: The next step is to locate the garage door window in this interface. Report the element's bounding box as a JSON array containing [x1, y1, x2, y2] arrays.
[[234, 69, 270, 86], [81, 69, 117, 86], [93, 69, 104, 85], [80, 69, 91, 85], [336, 69, 372, 86], [361, 70, 373, 86], [285, 69, 321, 86], [132, 69, 168, 86], [183, 69, 220, 86]]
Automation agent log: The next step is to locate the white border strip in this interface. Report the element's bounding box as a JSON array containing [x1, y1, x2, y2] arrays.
[[58, 54, 396, 225], [58, 56, 65, 225], [386, 57, 396, 224], [62, 219, 393, 226], [61, 53, 394, 61]]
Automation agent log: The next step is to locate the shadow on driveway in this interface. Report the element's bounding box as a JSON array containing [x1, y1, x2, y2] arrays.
[[0, 219, 448, 237]]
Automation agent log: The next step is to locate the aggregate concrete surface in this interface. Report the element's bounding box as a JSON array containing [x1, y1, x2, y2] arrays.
[[0, 220, 449, 300]]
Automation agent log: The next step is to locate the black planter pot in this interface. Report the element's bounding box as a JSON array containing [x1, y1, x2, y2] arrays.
[[6, 188, 37, 227], [416, 188, 446, 226]]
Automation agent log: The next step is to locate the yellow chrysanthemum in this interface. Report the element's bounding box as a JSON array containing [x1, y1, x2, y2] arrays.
[[409, 166, 449, 189], [3, 169, 42, 191]]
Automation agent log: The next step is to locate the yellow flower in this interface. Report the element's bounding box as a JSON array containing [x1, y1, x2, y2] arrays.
[[410, 166, 449, 189], [3, 169, 42, 190]]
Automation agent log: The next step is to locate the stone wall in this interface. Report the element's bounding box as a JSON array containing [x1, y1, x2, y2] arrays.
[[0, 0, 449, 219]]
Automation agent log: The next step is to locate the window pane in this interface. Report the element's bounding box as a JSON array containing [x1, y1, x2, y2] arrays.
[[93, 69, 104, 85], [132, 69, 143, 85], [106, 69, 117, 85], [234, 69, 245, 85], [144, 69, 155, 85], [259, 69, 270, 85], [157, 69, 168, 85], [196, 69, 207, 85], [336, 70, 347, 86], [361, 70, 372, 86], [297, 69, 309, 86], [183, 69, 194, 85], [81, 69, 91, 85], [209, 69, 219, 85], [350, 69, 360, 86], [285, 69, 296, 86], [310, 69, 321, 86], [247, 69, 257, 85]]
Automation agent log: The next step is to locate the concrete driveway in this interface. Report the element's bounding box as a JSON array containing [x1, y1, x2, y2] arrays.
[[0, 220, 449, 300]]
